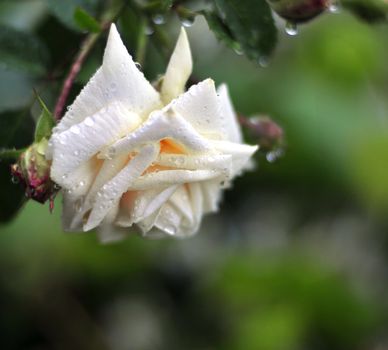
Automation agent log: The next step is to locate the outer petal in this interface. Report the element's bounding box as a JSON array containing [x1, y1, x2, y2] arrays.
[[132, 185, 179, 223], [161, 28, 192, 104], [210, 140, 258, 176], [56, 24, 161, 133], [51, 101, 141, 186], [103, 109, 211, 158], [169, 185, 194, 227], [217, 84, 243, 143], [84, 143, 159, 231], [127, 169, 221, 191], [155, 153, 232, 173], [171, 79, 226, 140], [154, 203, 183, 236]]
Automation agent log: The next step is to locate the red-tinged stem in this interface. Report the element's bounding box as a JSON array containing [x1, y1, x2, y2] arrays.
[[54, 32, 101, 121]]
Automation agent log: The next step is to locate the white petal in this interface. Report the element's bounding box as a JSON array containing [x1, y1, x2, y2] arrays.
[[169, 185, 194, 226], [97, 224, 128, 243], [62, 157, 102, 197], [161, 28, 192, 104], [210, 140, 258, 176], [217, 84, 243, 143], [132, 185, 179, 223], [136, 210, 161, 236], [56, 24, 161, 133], [51, 101, 141, 184], [67, 155, 129, 230], [61, 192, 83, 231], [103, 109, 211, 158], [127, 169, 221, 191], [187, 182, 203, 229], [84, 143, 159, 231], [201, 179, 222, 213], [171, 79, 226, 139], [155, 153, 232, 173], [154, 203, 182, 236]]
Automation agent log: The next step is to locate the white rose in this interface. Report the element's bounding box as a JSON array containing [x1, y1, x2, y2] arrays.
[[47, 24, 258, 242]]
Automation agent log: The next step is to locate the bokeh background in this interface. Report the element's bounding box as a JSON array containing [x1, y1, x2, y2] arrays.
[[1, 1, 388, 349]]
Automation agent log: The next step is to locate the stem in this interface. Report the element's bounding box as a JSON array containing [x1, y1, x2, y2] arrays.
[[53, 32, 100, 121], [53, 1, 129, 121], [135, 18, 148, 65]]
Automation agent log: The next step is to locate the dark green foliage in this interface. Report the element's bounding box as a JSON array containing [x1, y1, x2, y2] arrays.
[[46, 0, 102, 31], [0, 109, 34, 223], [211, 0, 278, 61], [74, 6, 101, 33], [0, 25, 48, 75]]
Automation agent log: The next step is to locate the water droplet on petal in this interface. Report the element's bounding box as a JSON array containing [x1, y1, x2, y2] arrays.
[[84, 117, 94, 127], [70, 125, 80, 135], [135, 62, 142, 71], [74, 150, 80, 156], [285, 21, 298, 36], [164, 225, 177, 235]]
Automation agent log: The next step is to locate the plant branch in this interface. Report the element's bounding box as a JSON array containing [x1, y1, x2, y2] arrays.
[[53, 31, 101, 121]]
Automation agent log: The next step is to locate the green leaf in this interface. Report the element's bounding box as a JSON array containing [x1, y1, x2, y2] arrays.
[[144, 0, 172, 13], [212, 0, 277, 61], [0, 109, 34, 223], [47, 0, 101, 31], [0, 25, 48, 75], [34, 93, 55, 142], [74, 6, 101, 33], [203, 10, 237, 51]]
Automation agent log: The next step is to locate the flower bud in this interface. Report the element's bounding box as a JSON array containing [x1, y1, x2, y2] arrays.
[[241, 115, 284, 152], [10, 138, 57, 205], [267, 0, 330, 22]]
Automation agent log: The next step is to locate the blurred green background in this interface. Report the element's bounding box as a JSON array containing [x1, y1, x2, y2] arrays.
[[1, 1, 388, 349]]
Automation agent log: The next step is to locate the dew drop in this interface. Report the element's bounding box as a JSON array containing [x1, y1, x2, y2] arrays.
[[164, 225, 177, 235], [180, 16, 195, 28], [70, 125, 80, 135], [328, 0, 341, 13], [84, 117, 94, 127], [135, 62, 142, 71], [285, 21, 298, 36], [152, 14, 165, 25], [11, 175, 19, 184], [258, 56, 269, 68], [266, 148, 284, 163], [74, 150, 80, 156], [79, 180, 85, 187]]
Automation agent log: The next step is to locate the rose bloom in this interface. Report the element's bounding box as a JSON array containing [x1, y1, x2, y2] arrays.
[[47, 24, 258, 242]]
